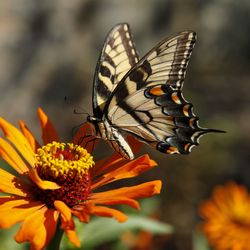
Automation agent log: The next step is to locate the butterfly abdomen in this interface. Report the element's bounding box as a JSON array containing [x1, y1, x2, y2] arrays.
[[88, 116, 134, 159], [102, 120, 134, 159]]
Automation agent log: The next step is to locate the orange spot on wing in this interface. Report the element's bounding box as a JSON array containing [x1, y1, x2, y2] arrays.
[[183, 104, 190, 117], [171, 92, 181, 104], [149, 86, 165, 96], [189, 118, 196, 128], [166, 146, 179, 154], [184, 143, 191, 152]]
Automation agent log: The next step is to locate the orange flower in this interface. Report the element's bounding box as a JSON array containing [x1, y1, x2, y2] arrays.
[[0, 108, 161, 250], [199, 182, 250, 250]]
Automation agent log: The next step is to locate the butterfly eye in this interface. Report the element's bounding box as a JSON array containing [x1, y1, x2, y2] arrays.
[[86, 116, 92, 122], [87, 116, 101, 123]]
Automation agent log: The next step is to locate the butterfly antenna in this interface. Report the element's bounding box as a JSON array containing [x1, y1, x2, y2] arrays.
[[73, 109, 90, 117], [64, 96, 90, 117]]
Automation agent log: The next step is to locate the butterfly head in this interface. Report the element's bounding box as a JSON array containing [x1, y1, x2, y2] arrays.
[[86, 115, 101, 123], [86, 115, 102, 136]]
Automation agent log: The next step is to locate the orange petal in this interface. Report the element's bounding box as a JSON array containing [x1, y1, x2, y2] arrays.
[[29, 168, 61, 190], [0, 117, 36, 167], [72, 211, 90, 223], [90, 152, 123, 178], [15, 206, 59, 250], [0, 168, 30, 197], [92, 180, 162, 201], [54, 200, 72, 222], [64, 229, 80, 248], [92, 154, 157, 189], [54, 200, 80, 247], [91, 205, 127, 222], [0, 196, 44, 228], [73, 122, 98, 153], [91, 152, 123, 178], [37, 108, 60, 144], [91, 137, 142, 177], [90, 195, 140, 209], [19, 120, 40, 152], [0, 137, 29, 173], [126, 135, 142, 154]]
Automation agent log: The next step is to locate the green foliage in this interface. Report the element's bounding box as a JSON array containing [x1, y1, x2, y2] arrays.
[[0, 225, 29, 250], [62, 215, 173, 250], [193, 229, 211, 250], [120, 196, 161, 216], [61, 197, 173, 250]]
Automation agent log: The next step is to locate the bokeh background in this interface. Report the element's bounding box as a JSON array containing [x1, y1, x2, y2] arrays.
[[0, 0, 249, 249]]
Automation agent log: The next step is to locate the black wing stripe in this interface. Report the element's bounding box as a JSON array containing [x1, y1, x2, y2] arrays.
[[150, 47, 194, 61]]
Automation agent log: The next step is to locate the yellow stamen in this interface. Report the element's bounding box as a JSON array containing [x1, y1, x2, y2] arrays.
[[33, 142, 94, 208], [35, 142, 94, 180]]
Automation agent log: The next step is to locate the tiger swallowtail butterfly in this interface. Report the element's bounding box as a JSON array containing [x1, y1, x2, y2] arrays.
[[85, 23, 222, 159]]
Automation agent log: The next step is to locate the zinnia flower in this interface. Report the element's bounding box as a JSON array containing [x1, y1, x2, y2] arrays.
[[0, 108, 161, 250], [199, 182, 250, 250]]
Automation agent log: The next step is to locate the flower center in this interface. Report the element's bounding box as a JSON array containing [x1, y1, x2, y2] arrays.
[[33, 141, 94, 208]]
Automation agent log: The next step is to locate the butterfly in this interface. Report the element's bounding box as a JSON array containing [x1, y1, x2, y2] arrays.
[[85, 23, 221, 160]]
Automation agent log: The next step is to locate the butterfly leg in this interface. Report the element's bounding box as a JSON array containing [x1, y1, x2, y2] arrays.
[[77, 134, 93, 146], [85, 137, 98, 153]]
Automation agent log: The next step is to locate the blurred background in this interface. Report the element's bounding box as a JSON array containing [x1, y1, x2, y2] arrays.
[[0, 0, 249, 249]]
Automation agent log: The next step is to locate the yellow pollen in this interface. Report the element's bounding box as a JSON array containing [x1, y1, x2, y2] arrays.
[[35, 141, 94, 180]]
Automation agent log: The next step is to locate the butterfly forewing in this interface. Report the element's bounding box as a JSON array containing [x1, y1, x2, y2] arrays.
[[93, 23, 139, 118], [105, 31, 196, 111]]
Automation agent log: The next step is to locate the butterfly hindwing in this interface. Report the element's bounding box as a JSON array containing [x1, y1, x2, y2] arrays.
[[105, 31, 215, 155], [93, 23, 139, 118]]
